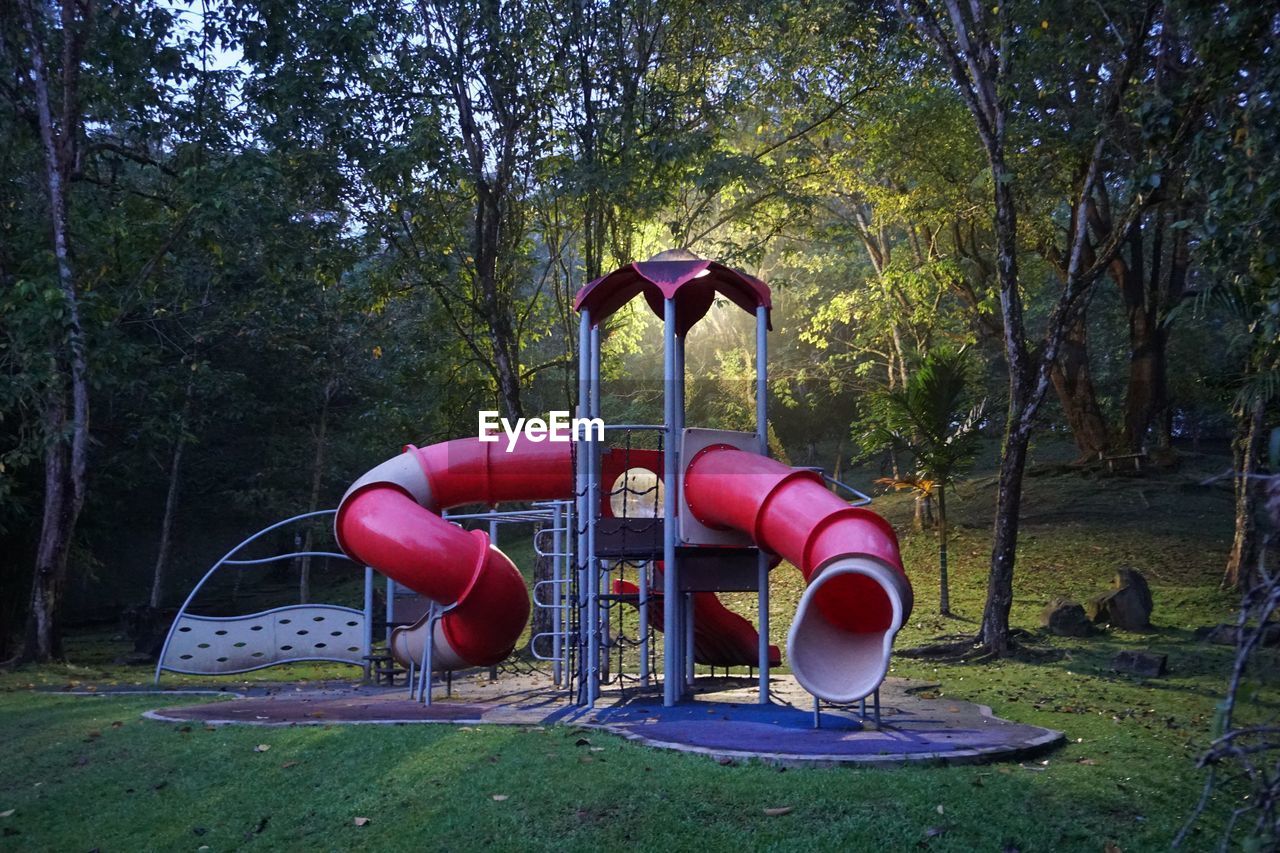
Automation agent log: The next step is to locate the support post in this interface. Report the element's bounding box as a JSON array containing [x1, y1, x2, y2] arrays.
[[488, 512, 499, 682], [756, 305, 770, 704], [362, 566, 374, 683], [662, 297, 681, 706], [385, 577, 395, 644]]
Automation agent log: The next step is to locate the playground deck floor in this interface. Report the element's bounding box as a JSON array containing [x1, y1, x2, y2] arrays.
[[145, 673, 1063, 767]]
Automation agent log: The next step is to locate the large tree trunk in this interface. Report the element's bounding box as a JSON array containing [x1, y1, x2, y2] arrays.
[[1123, 305, 1167, 453], [980, 424, 1031, 653], [18, 0, 91, 664], [1224, 398, 1266, 590], [1049, 312, 1110, 460]]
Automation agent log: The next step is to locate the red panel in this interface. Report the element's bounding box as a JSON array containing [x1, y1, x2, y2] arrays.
[[574, 259, 772, 333]]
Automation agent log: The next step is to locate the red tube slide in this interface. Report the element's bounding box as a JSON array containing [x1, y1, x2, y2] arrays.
[[335, 437, 573, 668], [683, 445, 914, 703]]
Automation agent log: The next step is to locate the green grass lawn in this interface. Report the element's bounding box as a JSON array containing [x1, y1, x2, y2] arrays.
[[0, 445, 1270, 851]]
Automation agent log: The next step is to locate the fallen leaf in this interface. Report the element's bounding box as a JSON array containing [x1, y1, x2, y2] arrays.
[[1104, 843, 1121, 853], [763, 807, 793, 817], [492, 794, 509, 801], [589, 747, 605, 753], [254, 744, 271, 753], [717, 757, 736, 766], [1076, 758, 1098, 765], [110, 721, 123, 729], [936, 804, 945, 815], [86, 730, 101, 739], [281, 761, 299, 769], [924, 826, 947, 838], [0, 810, 14, 818], [353, 817, 371, 827]]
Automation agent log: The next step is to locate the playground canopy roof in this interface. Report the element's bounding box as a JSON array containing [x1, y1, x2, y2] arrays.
[[573, 252, 772, 336]]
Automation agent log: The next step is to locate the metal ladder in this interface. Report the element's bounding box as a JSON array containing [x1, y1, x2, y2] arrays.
[[529, 501, 574, 686]]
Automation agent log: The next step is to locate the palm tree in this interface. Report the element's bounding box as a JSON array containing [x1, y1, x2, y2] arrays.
[[860, 348, 985, 615]]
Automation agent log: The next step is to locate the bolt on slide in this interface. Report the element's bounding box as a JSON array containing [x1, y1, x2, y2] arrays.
[[335, 431, 912, 704]]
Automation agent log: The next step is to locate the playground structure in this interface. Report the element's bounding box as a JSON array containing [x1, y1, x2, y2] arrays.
[[333, 251, 914, 712], [149, 253, 1069, 764]]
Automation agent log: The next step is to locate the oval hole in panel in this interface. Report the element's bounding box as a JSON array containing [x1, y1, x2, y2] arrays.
[[251, 652, 264, 658], [179, 654, 193, 660], [215, 657, 228, 663], [233, 642, 246, 648], [313, 616, 324, 622], [280, 644, 293, 651], [250, 625, 264, 632], [197, 643, 210, 649], [296, 629, 309, 636], [214, 630, 228, 636], [178, 627, 192, 633], [315, 642, 327, 649]]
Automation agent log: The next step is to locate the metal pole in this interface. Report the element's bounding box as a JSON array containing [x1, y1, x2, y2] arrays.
[[756, 305, 770, 704], [385, 577, 395, 644], [685, 591, 695, 688], [362, 566, 374, 683], [422, 610, 434, 705], [638, 560, 650, 685], [675, 331, 691, 695], [488, 512, 499, 682], [662, 297, 680, 706]]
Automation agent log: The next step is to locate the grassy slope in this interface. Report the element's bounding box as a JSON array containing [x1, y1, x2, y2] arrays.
[[0, 444, 1268, 851]]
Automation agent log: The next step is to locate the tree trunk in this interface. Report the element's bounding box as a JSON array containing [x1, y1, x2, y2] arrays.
[[149, 416, 188, 608], [980, 425, 1031, 653], [1224, 398, 1265, 590], [1049, 313, 1110, 460], [1123, 308, 1166, 453], [298, 381, 334, 604], [937, 484, 950, 615], [913, 492, 935, 531], [18, 0, 90, 665]]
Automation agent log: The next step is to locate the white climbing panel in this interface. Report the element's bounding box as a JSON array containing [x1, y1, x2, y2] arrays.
[[160, 605, 367, 675]]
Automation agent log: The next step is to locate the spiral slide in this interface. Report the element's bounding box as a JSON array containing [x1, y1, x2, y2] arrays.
[[335, 435, 910, 703]]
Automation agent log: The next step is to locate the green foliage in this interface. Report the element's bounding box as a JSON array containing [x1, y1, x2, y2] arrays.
[[858, 348, 985, 489]]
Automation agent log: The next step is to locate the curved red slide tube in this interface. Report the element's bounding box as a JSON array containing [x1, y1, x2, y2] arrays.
[[683, 445, 914, 703], [335, 437, 574, 667]]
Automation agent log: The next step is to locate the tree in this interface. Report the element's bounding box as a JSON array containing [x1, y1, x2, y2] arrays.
[[862, 348, 985, 614], [898, 0, 1157, 653], [11, 0, 94, 662], [1179, 4, 1280, 589]]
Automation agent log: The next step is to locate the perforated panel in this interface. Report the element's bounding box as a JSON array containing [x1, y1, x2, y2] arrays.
[[160, 605, 367, 675]]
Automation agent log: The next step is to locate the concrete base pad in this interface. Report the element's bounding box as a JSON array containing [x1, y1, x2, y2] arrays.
[[147, 674, 1063, 766]]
